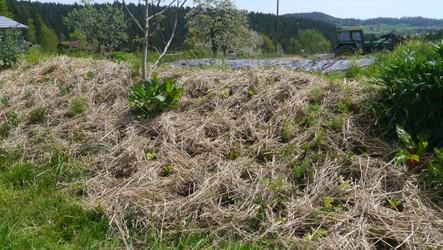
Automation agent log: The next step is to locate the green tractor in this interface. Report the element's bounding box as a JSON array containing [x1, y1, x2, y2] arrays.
[[333, 29, 402, 57]]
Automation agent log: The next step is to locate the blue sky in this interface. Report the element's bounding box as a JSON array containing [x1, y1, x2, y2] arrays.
[[43, 0, 443, 19]]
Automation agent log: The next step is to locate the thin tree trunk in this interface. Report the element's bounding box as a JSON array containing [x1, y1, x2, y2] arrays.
[[142, 0, 150, 81], [142, 40, 148, 81], [210, 29, 217, 57]]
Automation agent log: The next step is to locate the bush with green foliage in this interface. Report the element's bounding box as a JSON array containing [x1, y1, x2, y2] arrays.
[[128, 76, 183, 118], [374, 40, 443, 146], [0, 31, 21, 69], [290, 29, 331, 56]]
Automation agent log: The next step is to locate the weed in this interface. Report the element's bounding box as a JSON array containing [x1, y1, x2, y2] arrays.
[[0, 112, 19, 139], [86, 70, 96, 79], [59, 84, 73, 96], [386, 198, 402, 211], [328, 115, 346, 132], [344, 61, 362, 79], [338, 176, 351, 191], [322, 196, 344, 212], [220, 88, 231, 98], [0, 97, 9, 107], [309, 87, 324, 104], [304, 227, 329, 241], [163, 164, 175, 176], [247, 86, 257, 97], [281, 120, 296, 143], [291, 158, 312, 185], [226, 147, 243, 160], [298, 104, 321, 128], [337, 97, 354, 113], [257, 147, 274, 163], [29, 107, 48, 124], [69, 97, 87, 116], [146, 151, 157, 160]]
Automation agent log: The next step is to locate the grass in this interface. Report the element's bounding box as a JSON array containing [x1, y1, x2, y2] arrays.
[[0, 146, 266, 249], [0, 147, 122, 249]]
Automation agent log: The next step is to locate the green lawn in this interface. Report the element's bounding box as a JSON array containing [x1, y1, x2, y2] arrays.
[[0, 147, 122, 249], [0, 146, 269, 249]]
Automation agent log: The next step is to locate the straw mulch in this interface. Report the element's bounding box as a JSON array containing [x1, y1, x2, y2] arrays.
[[1, 56, 442, 249]]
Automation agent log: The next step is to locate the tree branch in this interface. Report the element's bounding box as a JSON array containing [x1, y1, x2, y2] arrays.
[[122, 0, 143, 33], [149, 0, 186, 76]]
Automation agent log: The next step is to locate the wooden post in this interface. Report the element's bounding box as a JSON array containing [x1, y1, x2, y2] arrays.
[[276, 0, 279, 53]]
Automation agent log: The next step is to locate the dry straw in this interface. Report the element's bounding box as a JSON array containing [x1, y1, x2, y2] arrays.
[[1, 56, 442, 248]]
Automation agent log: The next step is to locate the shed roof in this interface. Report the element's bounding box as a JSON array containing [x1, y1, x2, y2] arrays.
[[0, 16, 28, 30]]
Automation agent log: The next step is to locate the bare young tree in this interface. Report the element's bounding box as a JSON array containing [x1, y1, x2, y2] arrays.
[[122, 0, 187, 81]]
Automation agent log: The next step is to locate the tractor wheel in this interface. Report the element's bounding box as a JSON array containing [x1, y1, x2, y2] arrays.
[[334, 46, 356, 57]]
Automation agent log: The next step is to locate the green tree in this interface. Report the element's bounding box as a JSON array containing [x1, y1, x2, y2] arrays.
[[68, 29, 87, 49], [64, 4, 128, 52], [261, 34, 275, 54], [37, 17, 58, 51], [25, 18, 37, 43], [291, 29, 331, 56], [186, 0, 262, 57], [0, 0, 12, 17]]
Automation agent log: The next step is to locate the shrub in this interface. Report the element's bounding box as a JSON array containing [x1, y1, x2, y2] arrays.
[[0, 30, 21, 69], [128, 75, 183, 118], [374, 41, 443, 146]]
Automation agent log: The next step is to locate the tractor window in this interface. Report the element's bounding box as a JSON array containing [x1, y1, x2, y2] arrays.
[[338, 32, 352, 42], [352, 31, 363, 41]]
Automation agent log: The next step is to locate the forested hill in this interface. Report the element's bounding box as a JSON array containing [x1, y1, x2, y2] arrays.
[[288, 12, 443, 34], [5, 0, 337, 52]]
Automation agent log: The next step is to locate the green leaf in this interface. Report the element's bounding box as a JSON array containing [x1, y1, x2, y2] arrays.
[[396, 125, 414, 148], [408, 154, 420, 162]]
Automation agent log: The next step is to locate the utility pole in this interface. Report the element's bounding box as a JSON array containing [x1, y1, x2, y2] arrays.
[[276, 0, 280, 53]]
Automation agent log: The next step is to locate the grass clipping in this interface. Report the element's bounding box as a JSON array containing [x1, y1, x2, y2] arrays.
[[1, 56, 442, 248]]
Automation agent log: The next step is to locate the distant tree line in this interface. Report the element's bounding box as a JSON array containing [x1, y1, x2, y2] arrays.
[[4, 0, 337, 54]]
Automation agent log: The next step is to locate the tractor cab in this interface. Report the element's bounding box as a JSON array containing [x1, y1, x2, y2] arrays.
[[334, 29, 365, 56]]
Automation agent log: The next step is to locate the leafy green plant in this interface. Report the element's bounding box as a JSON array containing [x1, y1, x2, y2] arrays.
[[386, 198, 402, 211], [322, 196, 344, 212], [374, 41, 443, 146], [0, 30, 22, 69], [128, 75, 183, 118], [163, 163, 175, 176], [395, 126, 443, 192], [146, 151, 157, 160], [425, 148, 443, 190], [291, 158, 312, 184], [395, 126, 429, 167]]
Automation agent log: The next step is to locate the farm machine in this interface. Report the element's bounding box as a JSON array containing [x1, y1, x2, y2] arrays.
[[333, 29, 402, 56]]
